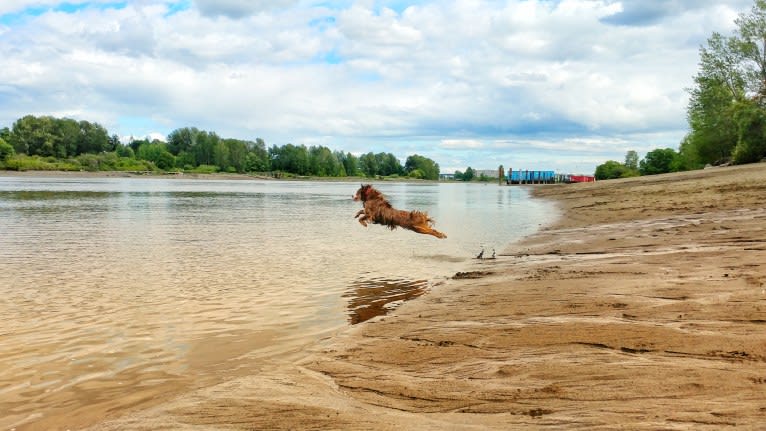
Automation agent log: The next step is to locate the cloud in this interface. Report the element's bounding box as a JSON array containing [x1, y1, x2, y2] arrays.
[[440, 139, 484, 149], [193, 0, 298, 18], [0, 0, 755, 174], [600, 0, 752, 26]]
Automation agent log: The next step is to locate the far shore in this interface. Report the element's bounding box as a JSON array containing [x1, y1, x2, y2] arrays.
[[67, 163, 766, 429], [0, 169, 446, 183]]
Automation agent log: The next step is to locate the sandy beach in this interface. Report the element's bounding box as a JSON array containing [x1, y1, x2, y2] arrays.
[[77, 163, 766, 429]]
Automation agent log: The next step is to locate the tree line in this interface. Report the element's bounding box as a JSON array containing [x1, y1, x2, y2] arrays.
[[598, 0, 766, 180], [0, 116, 440, 180]]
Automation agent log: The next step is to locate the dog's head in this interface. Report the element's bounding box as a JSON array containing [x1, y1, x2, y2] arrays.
[[353, 184, 372, 201]]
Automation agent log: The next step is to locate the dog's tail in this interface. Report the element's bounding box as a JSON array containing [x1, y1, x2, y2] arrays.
[[410, 210, 433, 225], [411, 211, 448, 239]]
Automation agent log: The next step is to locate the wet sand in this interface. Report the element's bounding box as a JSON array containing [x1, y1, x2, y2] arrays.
[[88, 164, 766, 430]]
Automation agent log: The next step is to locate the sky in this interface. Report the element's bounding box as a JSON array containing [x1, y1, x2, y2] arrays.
[[0, 0, 755, 174]]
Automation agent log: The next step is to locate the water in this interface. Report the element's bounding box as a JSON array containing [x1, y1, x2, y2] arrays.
[[0, 175, 555, 430]]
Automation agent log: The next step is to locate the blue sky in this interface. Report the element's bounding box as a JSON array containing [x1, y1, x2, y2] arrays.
[[0, 0, 754, 174]]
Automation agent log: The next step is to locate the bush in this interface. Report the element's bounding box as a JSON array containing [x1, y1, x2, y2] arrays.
[[639, 148, 682, 175], [0, 138, 14, 161], [594, 160, 638, 180], [3, 154, 80, 171], [408, 169, 424, 179], [732, 102, 766, 164], [187, 164, 220, 173]]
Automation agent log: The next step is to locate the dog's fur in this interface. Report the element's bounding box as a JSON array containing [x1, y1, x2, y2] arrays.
[[352, 184, 447, 239]]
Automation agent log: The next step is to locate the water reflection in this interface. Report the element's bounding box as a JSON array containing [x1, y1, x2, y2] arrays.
[[344, 277, 430, 324]]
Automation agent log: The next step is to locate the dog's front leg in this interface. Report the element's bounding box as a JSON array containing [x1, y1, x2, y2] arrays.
[[357, 212, 370, 226], [355, 209, 365, 218]]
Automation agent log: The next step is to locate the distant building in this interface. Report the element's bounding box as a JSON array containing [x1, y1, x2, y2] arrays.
[[474, 169, 499, 178], [439, 173, 455, 181]]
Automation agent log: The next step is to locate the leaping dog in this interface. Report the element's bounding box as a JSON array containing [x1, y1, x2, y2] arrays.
[[352, 184, 447, 239]]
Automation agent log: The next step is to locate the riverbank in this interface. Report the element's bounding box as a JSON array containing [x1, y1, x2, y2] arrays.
[[0, 170, 441, 183], [88, 164, 766, 430]]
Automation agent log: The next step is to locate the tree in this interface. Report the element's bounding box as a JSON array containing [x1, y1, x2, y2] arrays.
[[108, 134, 121, 152], [137, 141, 175, 170], [213, 140, 231, 171], [269, 144, 309, 175], [308, 145, 341, 176], [8, 115, 56, 156], [375, 152, 403, 176], [359, 152, 378, 177], [684, 1, 766, 166], [56, 118, 80, 157], [686, 69, 740, 165], [339, 152, 359, 176], [639, 148, 681, 176], [735, 0, 766, 100], [115, 144, 135, 158], [624, 150, 639, 170], [245, 138, 269, 172], [732, 99, 766, 163], [193, 131, 219, 167], [77, 120, 110, 155], [0, 137, 14, 160], [463, 167, 475, 181], [404, 154, 440, 180], [594, 160, 635, 180], [167, 127, 199, 155]]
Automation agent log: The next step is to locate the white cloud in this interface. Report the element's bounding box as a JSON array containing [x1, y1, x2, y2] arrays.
[[440, 139, 484, 149], [0, 0, 754, 173], [194, 0, 298, 18]]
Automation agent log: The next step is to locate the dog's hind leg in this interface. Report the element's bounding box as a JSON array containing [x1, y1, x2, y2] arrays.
[[412, 224, 447, 239]]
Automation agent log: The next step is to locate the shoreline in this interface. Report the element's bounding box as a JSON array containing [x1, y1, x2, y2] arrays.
[[0, 169, 443, 183], [80, 164, 766, 429]]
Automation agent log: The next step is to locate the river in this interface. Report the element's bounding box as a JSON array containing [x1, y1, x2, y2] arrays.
[[0, 175, 555, 430]]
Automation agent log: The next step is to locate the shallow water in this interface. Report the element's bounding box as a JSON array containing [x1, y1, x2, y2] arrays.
[[0, 176, 555, 430]]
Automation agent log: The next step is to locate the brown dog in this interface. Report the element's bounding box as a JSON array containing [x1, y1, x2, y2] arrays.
[[352, 184, 447, 239]]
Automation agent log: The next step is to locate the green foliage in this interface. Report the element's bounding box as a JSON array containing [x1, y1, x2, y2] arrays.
[[308, 145, 342, 176], [639, 148, 682, 176], [686, 74, 739, 165], [269, 143, 310, 175], [595, 160, 633, 180], [115, 144, 135, 158], [0, 137, 14, 161], [594, 151, 642, 180], [188, 164, 220, 173], [404, 154, 440, 180], [337, 152, 358, 176], [624, 150, 639, 170], [359, 152, 378, 177], [377, 153, 403, 176], [732, 99, 766, 163], [7, 115, 110, 158], [408, 169, 424, 179], [462, 167, 475, 181], [3, 154, 80, 171], [735, 0, 766, 98], [167, 127, 199, 155], [1, 115, 444, 178], [684, 1, 766, 166], [137, 142, 176, 170]]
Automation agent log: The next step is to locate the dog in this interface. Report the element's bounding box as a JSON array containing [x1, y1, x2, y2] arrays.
[[352, 184, 447, 239]]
